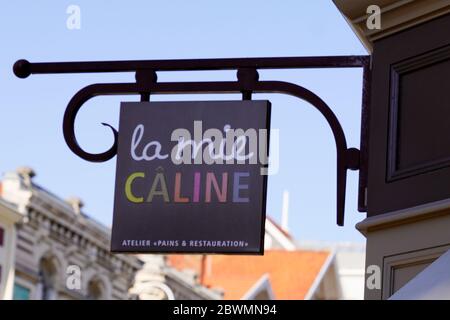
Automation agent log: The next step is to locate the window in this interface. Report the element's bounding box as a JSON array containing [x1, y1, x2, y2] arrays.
[[13, 283, 30, 300], [87, 279, 104, 300], [39, 256, 59, 300]]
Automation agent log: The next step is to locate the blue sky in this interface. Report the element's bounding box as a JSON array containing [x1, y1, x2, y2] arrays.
[[1, 1, 368, 242]]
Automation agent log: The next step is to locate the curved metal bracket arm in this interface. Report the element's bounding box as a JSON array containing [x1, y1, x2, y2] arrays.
[[13, 56, 371, 226]]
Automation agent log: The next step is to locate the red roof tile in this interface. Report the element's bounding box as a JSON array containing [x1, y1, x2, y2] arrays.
[[168, 250, 330, 300]]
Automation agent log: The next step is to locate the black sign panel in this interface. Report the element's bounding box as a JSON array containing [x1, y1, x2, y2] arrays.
[[111, 100, 271, 254]]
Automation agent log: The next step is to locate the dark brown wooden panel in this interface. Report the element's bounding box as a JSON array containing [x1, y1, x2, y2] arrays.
[[368, 13, 450, 216], [388, 45, 450, 181]]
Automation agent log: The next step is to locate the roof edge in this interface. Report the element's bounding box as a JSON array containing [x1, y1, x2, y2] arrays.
[[333, 0, 450, 53]]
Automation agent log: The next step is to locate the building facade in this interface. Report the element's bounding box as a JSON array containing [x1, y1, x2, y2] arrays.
[[0, 199, 22, 299], [0, 167, 143, 300], [334, 0, 450, 299]]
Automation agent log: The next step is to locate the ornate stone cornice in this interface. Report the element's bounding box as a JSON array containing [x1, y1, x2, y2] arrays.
[[27, 201, 142, 273]]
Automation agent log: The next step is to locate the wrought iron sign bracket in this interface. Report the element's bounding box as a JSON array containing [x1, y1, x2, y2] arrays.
[[13, 55, 371, 226]]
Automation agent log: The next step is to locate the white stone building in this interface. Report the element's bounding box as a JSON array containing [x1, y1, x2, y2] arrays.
[[0, 198, 22, 299], [0, 167, 143, 299]]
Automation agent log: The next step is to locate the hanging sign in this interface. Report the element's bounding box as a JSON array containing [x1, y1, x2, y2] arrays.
[[111, 100, 271, 254]]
